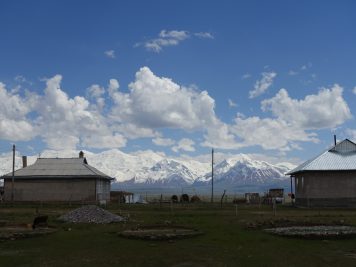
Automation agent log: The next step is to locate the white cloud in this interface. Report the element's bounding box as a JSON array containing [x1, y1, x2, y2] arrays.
[[81, 133, 127, 149], [231, 116, 318, 151], [143, 30, 189, 52], [227, 84, 351, 151], [288, 70, 298, 76], [159, 30, 189, 40], [87, 84, 105, 99], [249, 72, 277, 98], [104, 50, 116, 58], [228, 99, 237, 107], [114, 123, 158, 139], [14, 75, 32, 85], [2, 67, 351, 155], [261, 85, 352, 129], [0, 82, 37, 141], [172, 138, 195, 152], [194, 32, 214, 39], [241, 73, 251, 80], [300, 62, 312, 70], [110, 66, 218, 130], [352, 86, 356, 95], [202, 122, 240, 149], [36, 75, 126, 150], [138, 30, 213, 53], [87, 84, 105, 110], [346, 129, 356, 142], [153, 137, 175, 146]]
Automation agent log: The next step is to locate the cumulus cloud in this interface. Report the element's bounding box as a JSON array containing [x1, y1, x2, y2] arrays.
[[1, 67, 352, 154], [231, 116, 318, 151], [36, 75, 126, 150], [229, 84, 351, 151], [87, 84, 105, 110], [114, 123, 158, 139], [0, 82, 37, 141], [152, 137, 175, 146], [172, 138, 195, 152], [249, 72, 277, 98], [202, 122, 240, 150], [81, 133, 127, 149], [261, 85, 351, 129], [110, 66, 218, 130], [104, 50, 116, 58]]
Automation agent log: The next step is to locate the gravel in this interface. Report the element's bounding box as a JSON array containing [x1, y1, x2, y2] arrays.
[[58, 205, 125, 224]]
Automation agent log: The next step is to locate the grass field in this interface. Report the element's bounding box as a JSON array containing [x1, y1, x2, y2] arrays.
[[1, 202, 356, 267]]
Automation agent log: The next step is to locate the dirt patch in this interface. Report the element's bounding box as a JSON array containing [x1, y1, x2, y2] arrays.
[[0, 224, 57, 241], [245, 217, 346, 230], [119, 225, 203, 241], [264, 225, 356, 239]]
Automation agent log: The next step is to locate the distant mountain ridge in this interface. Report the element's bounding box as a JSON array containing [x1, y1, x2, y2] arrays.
[[0, 150, 295, 191]]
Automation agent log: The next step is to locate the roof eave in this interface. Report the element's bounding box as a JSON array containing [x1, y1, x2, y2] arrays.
[[1, 175, 115, 180]]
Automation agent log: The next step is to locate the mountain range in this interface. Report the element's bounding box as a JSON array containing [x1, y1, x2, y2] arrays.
[[0, 149, 295, 193]]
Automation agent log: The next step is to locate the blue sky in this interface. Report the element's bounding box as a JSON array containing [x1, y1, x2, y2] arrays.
[[1, 0, 356, 163]]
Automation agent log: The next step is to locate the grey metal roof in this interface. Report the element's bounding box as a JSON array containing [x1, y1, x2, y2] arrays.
[[1, 158, 113, 180], [287, 139, 356, 175]]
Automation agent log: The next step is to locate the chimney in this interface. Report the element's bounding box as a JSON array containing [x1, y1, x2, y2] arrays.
[[22, 156, 27, 168], [334, 135, 337, 146], [79, 151, 84, 158]]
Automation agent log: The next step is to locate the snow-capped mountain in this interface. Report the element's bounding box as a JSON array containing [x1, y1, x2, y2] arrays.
[[0, 149, 295, 191], [194, 154, 290, 186], [121, 159, 201, 187]]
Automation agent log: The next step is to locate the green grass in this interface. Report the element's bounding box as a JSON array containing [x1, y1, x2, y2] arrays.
[[1, 203, 356, 267]]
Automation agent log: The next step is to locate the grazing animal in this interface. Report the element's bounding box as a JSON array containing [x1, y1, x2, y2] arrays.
[[32, 215, 48, 229]]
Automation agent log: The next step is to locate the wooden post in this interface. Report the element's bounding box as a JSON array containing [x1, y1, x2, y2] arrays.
[[220, 190, 226, 208], [11, 144, 15, 202], [211, 148, 214, 203]]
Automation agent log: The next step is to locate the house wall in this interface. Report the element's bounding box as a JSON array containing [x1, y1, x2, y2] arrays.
[[3, 178, 96, 202], [294, 171, 356, 207], [96, 179, 111, 201]]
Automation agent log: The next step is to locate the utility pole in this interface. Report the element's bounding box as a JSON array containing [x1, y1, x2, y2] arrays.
[[11, 144, 15, 202], [211, 148, 214, 203]]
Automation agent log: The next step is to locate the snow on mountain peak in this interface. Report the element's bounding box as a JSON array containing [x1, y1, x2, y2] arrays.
[[0, 149, 294, 189]]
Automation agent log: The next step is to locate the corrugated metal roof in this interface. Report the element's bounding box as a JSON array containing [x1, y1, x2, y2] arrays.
[[1, 158, 113, 180], [287, 139, 356, 175]]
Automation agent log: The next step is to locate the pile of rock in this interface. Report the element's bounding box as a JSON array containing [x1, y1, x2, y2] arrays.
[[58, 205, 124, 224]]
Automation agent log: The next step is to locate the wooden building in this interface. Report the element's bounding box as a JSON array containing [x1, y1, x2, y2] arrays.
[[1, 152, 113, 202], [288, 139, 356, 207]]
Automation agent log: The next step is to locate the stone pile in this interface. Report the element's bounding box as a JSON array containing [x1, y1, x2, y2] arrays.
[[58, 205, 124, 224]]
